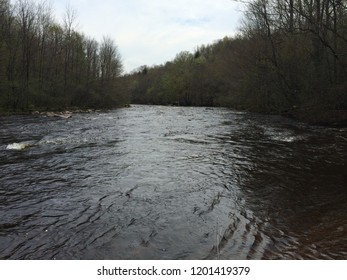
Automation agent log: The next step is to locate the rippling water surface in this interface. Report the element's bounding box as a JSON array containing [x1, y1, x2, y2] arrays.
[[0, 105, 346, 259]]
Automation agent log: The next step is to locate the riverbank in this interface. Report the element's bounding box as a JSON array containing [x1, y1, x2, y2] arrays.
[[0, 104, 131, 118]]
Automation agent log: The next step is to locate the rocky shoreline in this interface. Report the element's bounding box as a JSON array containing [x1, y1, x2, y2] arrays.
[[31, 109, 99, 119], [0, 104, 132, 118]]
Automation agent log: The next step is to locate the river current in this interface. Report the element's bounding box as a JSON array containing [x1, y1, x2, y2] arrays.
[[0, 105, 346, 259]]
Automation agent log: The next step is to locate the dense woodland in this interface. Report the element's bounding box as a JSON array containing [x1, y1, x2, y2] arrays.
[[126, 0, 347, 123], [1, 0, 347, 124], [0, 0, 125, 112]]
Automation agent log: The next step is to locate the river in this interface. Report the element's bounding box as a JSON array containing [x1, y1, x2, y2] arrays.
[[0, 105, 346, 259]]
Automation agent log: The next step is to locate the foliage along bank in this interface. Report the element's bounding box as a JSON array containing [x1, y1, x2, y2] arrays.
[[125, 0, 347, 125], [0, 0, 127, 113]]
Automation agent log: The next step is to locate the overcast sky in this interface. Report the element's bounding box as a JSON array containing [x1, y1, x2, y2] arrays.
[[51, 0, 245, 73]]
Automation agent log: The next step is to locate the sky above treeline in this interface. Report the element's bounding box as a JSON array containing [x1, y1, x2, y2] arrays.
[[20, 0, 246, 73]]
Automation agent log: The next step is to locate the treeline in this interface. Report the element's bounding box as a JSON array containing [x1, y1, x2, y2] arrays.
[[126, 0, 347, 123], [0, 0, 126, 113]]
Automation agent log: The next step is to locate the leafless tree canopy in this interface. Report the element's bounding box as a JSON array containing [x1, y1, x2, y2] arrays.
[[0, 0, 124, 111]]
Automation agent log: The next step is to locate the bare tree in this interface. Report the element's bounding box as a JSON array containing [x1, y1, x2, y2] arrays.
[[35, 0, 53, 95], [100, 36, 123, 82], [62, 5, 78, 94], [16, 0, 38, 109], [85, 37, 99, 82]]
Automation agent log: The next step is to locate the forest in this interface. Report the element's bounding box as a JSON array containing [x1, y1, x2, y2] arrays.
[[1, 0, 347, 124], [126, 0, 347, 124], [0, 0, 126, 112]]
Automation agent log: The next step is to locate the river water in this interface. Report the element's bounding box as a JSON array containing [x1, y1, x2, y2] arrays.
[[0, 105, 346, 259]]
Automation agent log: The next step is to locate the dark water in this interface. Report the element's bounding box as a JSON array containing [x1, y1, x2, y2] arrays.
[[0, 105, 346, 260]]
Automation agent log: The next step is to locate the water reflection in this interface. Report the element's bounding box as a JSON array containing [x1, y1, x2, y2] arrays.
[[232, 115, 347, 259]]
